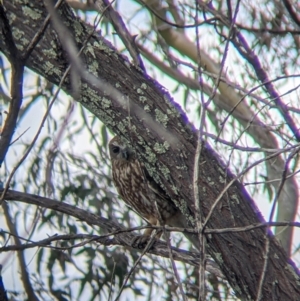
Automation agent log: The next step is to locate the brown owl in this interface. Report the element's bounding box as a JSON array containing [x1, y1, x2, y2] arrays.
[[109, 136, 196, 245]]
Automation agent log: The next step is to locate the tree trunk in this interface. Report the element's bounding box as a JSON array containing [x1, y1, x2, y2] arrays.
[[0, 1, 299, 300]]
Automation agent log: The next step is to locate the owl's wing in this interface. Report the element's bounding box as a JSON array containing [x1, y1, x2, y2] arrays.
[[140, 162, 201, 248], [139, 162, 176, 206]]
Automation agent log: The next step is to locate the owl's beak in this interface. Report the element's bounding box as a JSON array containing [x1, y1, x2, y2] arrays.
[[121, 148, 129, 160]]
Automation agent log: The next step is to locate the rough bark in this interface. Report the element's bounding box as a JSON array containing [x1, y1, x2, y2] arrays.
[[0, 1, 299, 300], [145, 0, 298, 256]]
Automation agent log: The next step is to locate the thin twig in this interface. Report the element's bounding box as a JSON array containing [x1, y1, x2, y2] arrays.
[[9, 127, 30, 145], [195, 1, 241, 299], [244, 169, 300, 186], [9, 220, 300, 248], [138, 42, 300, 118], [0, 3, 105, 204], [22, 0, 65, 61], [205, 0, 240, 108], [108, 261, 116, 301], [204, 132, 284, 153], [0, 64, 71, 204], [139, 0, 216, 29], [255, 148, 298, 300], [156, 198, 187, 301], [221, 99, 271, 186], [45, 102, 75, 196], [0, 5, 24, 166], [1, 189, 226, 276], [234, 32, 300, 141], [95, 0, 145, 71], [194, 1, 206, 299], [2, 202, 39, 301], [236, 24, 300, 35], [282, 0, 300, 27], [45, 0, 178, 147], [163, 225, 187, 301], [1, 219, 300, 253], [197, 0, 300, 141], [202, 143, 300, 229], [114, 234, 157, 301]]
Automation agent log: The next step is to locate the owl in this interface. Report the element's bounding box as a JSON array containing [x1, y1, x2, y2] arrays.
[[108, 136, 187, 238]]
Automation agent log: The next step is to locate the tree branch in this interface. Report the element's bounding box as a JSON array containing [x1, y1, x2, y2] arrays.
[[96, 0, 145, 71], [2, 189, 223, 278], [0, 5, 24, 166], [2, 202, 39, 301], [282, 0, 300, 27]]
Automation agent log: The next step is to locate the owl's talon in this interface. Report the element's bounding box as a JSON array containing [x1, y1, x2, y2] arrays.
[[131, 235, 153, 249]]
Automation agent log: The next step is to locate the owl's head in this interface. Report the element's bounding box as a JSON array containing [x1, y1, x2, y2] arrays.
[[109, 136, 135, 162]]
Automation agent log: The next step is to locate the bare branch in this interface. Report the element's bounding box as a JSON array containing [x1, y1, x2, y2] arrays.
[[203, 143, 300, 229], [256, 146, 299, 300], [114, 234, 157, 301], [2, 202, 39, 301], [282, 0, 300, 27], [22, 0, 65, 61], [2, 221, 300, 248], [1, 189, 223, 278], [0, 5, 24, 166], [233, 32, 300, 141], [95, 0, 145, 71]]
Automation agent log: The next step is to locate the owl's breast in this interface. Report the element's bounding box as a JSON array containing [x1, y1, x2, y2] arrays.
[[112, 159, 179, 224], [112, 159, 154, 218]]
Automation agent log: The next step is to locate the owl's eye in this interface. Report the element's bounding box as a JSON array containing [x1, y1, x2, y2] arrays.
[[112, 146, 120, 153]]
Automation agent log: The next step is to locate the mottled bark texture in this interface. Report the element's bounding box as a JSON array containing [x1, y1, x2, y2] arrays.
[[0, 1, 299, 300]]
